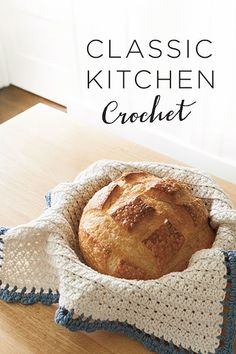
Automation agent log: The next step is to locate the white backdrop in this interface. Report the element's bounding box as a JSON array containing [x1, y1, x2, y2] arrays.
[[0, 2, 9, 88], [0, 41, 8, 88], [1, 0, 236, 182], [71, 0, 236, 183]]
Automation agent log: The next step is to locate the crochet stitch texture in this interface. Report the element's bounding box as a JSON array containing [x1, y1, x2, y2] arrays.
[[0, 160, 236, 353]]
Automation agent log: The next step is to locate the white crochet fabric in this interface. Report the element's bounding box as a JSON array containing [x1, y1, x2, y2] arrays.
[[1, 160, 236, 353]]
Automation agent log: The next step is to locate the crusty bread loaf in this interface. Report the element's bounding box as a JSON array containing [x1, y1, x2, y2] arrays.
[[78, 171, 215, 280]]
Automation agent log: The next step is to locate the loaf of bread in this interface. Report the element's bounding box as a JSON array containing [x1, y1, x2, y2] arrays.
[[78, 171, 215, 280]]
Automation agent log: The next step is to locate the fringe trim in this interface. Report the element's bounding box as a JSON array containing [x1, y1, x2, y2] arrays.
[[55, 250, 236, 354]]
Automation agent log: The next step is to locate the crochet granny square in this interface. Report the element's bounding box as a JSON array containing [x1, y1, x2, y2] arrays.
[[0, 160, 236, 354]]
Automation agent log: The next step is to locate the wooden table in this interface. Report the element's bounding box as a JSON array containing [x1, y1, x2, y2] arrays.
[[0, 103, 235, 354]]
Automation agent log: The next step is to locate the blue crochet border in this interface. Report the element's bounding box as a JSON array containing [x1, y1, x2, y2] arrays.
[[0, 227, 7, 266], [45, 191, 52, 208], [215, 250, 236, 354], [55, 250, 236, 354], [0, 226, 59, 305]]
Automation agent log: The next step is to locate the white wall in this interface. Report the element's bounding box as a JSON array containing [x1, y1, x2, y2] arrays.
[[1, 0, 236, 182], [0, 41, 9, 88], [1, 0, 78, 105], [0, 2, 9, 88], [70, 0, 236, 183]]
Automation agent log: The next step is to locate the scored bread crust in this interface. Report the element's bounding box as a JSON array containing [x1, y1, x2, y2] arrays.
[[78, 171, 215, 280]]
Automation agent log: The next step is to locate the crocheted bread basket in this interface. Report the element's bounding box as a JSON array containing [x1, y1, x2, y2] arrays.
[[0, 160, 236, 354]]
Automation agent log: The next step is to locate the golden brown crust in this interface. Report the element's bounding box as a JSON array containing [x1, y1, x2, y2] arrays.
[[119, 171, 150, 183], [143, 219, 185, 272], [78, 171, 215, 280], [110, 196, 155, 231], [113, 259, 147, 279], [79, 229, 112, 273], [182, 199, 208, 226], [151, 177, 183, 194], [87, 182, 121, 210]]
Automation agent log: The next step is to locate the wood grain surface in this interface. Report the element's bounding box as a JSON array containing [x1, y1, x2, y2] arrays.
[[0, 85, 65, 124], [0, 103, 235, 354]]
